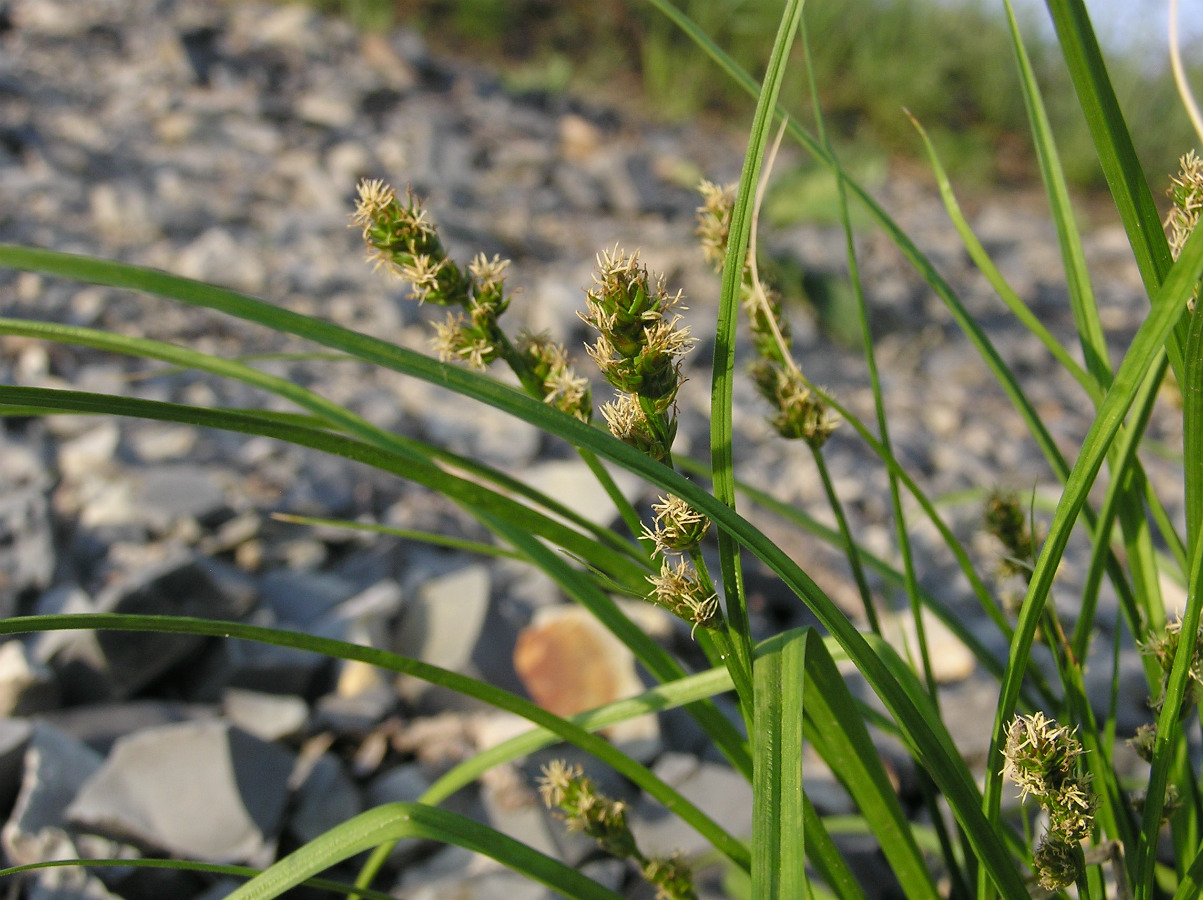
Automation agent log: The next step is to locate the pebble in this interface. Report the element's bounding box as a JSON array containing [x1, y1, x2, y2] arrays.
[[65, 720, 294, 863]]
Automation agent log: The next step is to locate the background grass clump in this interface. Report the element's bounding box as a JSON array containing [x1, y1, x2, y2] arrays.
[[318, 0, 1202, 190]]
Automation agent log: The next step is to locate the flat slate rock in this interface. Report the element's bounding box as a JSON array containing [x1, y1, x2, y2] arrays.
[[66, 720, 294, 863]]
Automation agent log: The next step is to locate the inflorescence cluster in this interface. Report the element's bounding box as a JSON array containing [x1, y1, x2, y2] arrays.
[[695, 180, 837, 449], [1165, 149, 1203, 311], [1002, 712, 1098, 890], [538, 761, 698, 900]]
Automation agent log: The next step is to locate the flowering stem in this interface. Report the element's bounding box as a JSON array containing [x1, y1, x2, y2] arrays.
[[689, 548, 754, 712]]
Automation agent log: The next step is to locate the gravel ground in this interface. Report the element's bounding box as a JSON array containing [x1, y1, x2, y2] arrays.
[[0, 0, 1187, 898]]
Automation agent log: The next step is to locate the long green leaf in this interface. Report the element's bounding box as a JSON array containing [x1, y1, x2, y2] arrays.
[[0, 859, 397, 900], [984, 215, 1203, 863], [0, 612, 750, 873], [423, 666, 736, 806], [0, 385, 644, 589], [710, 0, 805, 702], [0, 249, 1024, 893], [220, 803, 623, 900], [1002, 0, 1108, 389], [0, 385, 756, 814], [800, 634, 940, 900], [752, 628, 810, 898], [1042, 0, 1186, 381]]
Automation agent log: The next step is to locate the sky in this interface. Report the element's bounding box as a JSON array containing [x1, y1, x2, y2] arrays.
[[1006, 0, 1203, 62]]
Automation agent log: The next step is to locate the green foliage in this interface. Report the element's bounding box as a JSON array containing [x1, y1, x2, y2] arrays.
[[376, 0, 1201, 190], [3, 0, 1203, 898]]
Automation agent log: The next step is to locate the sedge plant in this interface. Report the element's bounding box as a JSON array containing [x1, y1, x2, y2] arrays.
[[1, 0, 1203, 898]]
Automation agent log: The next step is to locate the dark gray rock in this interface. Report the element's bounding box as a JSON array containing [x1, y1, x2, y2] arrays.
[[258, 568, 359, 627], [0, 639, 60, 716], [37, 701, 219, 756], [0, 446, 54, 617], [287, 752, 362, 845], [66, 720, 294, 863], [1, 723, 104, 867], [0, 717, 33, 819], [49, 555, 256, 701]]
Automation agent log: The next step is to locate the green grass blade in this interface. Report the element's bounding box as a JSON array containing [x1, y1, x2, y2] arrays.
[[984, 218, 1203, 850], [801, 794, 868, 900], [0, 612, 750, 873], [709, 0, 805, 700], [0, 311, 644, 573], [0, 859, 397, 900], [219, 803, 623, 900], [0, 248, 1025, 893], [1001, 0, 1109, 388], [422, 666, 736, 806], [1072, 357, 1173, 662], [1184, 304, 1203, 559], [0, 385, 646, 590], [271, 512, 524, 560], [0, 385, 752, 781], [752, 628, 810, 899], [1140, 533, 1203, 899], [798, 633, 940, 900], [907, 112, 1097, 398], [1042, 0, 1186, 381]]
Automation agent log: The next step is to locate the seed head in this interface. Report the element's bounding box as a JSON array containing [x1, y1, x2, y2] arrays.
[[537, 761, 639, 860], [581, 247, 694, 403], [641, 495, 711, 555], [1140, 617, 1203, 713], [1033, 833, 1081, 891], [646, 558, 720, 635], [1129, 722, 1157, 763], [601, 393, 674, 462], [751, 361, 838, 448], [430, 311, 496, 369], [1002, 712, 1096, 847], [984, 490, 1039, 580], [641, 853, 699, 900], [1165, 150, 1203, 310], [696, 180, 736, 273], [517, 331, 593, 422]]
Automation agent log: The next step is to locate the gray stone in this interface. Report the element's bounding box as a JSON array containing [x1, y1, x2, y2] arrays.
[[518, 459, 644, 529], [0, 460, 54, 618], [396, 565, 491, 676], [259, 569, 359, 626], [54, 555, 257, 700], [66, 720, 294, 863], [0, 718, 33, 818], [365, 763, 431, 808], [312, 687, 396, 736], [127, 464, 233, 531], [2, 723, 104, 867], [37, 701, 219, 756], [223, 688, 308, 742], [629, 752, 754, 858], [398, 379, 542, 469], [287, 753, 362, 845], [0, 640, 59, 717]]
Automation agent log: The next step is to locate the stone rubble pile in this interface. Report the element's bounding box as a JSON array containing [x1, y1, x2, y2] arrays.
[[0, 0, 1183, 897]]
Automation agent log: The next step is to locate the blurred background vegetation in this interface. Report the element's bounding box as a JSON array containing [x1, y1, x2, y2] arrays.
[[310, 0, 1201, 194]]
